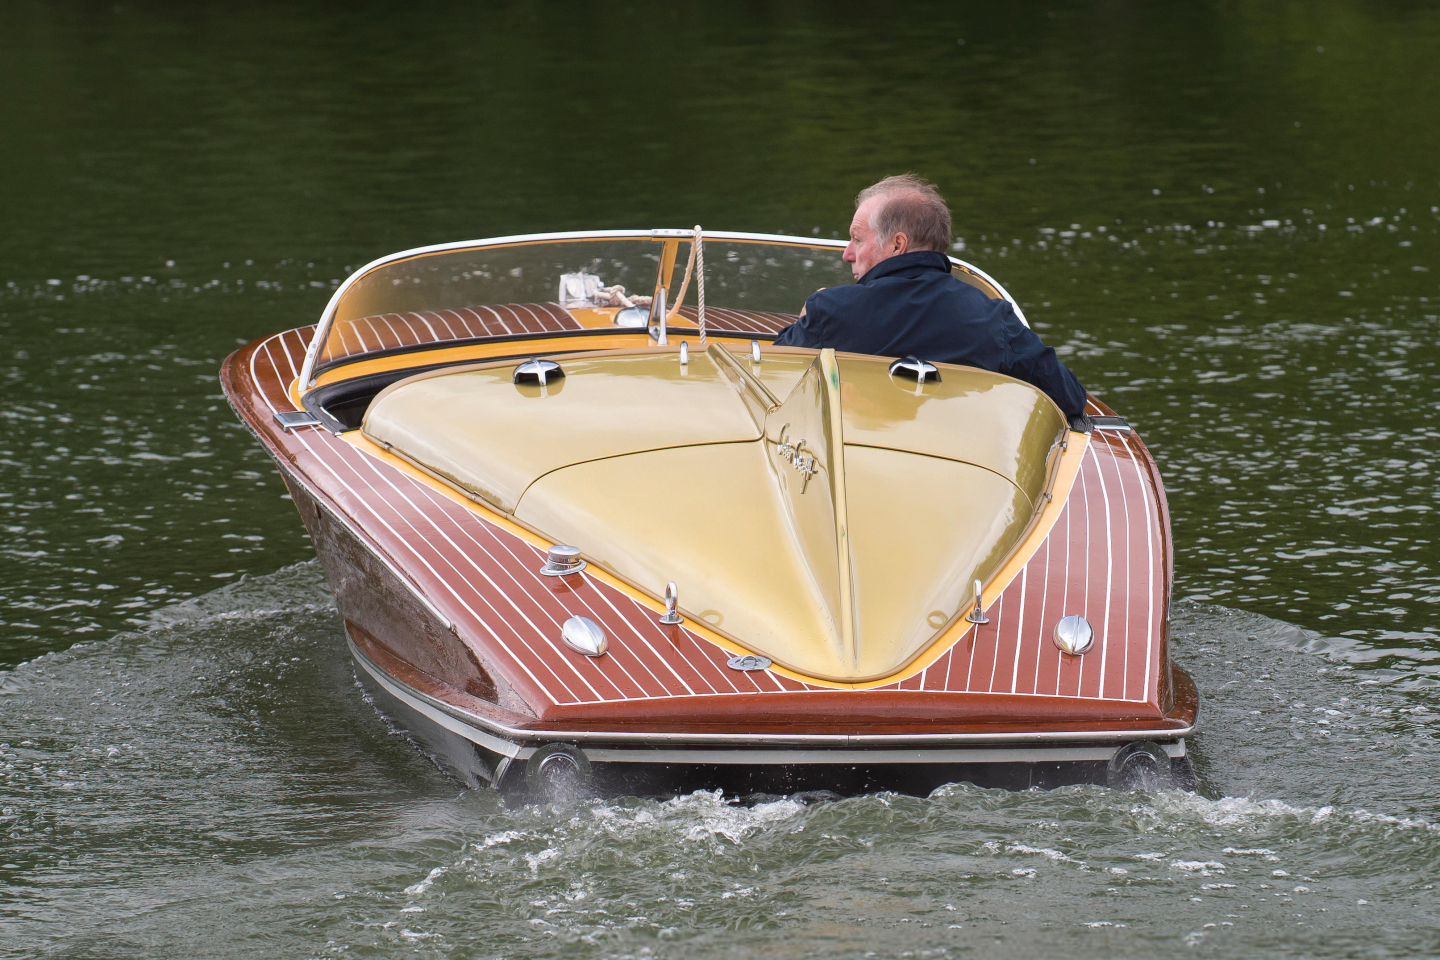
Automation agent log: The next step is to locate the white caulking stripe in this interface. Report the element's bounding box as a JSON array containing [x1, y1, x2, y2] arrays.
[[433, 491, 740, 698], [321, 430, 762, 701], [316, 303, 584, 362], [1121, 433, 1159, 700], [920, 431, 1158, 703], [286, 427, 568, 704], [261, 393, 559, 699], [1028, 516, 1050, 695], [251, 331, 1162, 705], [1009, 564, 1029, 694], [674, 306, 792, 333], [349, 443, 673, 703], [1104, 434, 1132, 699], [621, 595, 727, 695], [345, 445, 630, 702], [1087, 438, 1115, 699]]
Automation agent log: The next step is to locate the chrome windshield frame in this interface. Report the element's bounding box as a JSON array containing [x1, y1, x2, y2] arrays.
[[298, 228, 1027, 390]]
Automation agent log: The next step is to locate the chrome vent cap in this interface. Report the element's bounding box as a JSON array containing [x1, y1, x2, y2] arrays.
[[888, 356, 941, 384], [540, 544, 587, 576], [513, 358, 564, 385], [1053, 614, 1094, 655], [561, 616, 608, 657]]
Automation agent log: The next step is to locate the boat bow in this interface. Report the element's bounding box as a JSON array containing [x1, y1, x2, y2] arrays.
[[360, 345, 1069, 682]]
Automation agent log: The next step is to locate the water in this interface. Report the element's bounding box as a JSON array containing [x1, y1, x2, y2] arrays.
[[3, 566, 1437, 956], [2, 2, 1438, 955]]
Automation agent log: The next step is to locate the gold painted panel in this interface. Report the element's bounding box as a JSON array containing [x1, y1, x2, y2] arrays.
[[514, 441, 849, 671], [845, 445, 1031, 677], [834, 356, 1065, 502], [360, 345, 1068, 679], [361, 352, 760, 511]]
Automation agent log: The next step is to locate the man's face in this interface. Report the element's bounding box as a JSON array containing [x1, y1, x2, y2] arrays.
[[842, 195, 906, 280]]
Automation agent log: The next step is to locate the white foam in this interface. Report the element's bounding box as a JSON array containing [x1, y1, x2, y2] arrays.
[[1171, 860, 1225, 874], [475, 829, 528, 849], [1006, 843, 1082, 864], [525, 848, 561, 875], [404, 865, 446, 896]]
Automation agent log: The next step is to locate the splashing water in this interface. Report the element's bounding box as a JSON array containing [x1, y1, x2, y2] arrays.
[[1, 563, 1437, 957]]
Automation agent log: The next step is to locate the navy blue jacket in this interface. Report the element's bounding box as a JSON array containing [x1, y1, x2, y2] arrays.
[[772, 251, 1088, 419]]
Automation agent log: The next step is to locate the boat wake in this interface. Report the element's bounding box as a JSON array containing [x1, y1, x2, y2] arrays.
[[2, 564, 1437, 957]]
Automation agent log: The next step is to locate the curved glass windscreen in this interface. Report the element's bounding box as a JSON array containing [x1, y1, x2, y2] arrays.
[[307, 232, 1004, 379]]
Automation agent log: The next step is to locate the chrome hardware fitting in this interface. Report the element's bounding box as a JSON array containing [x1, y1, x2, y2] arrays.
[[658, 581, 683, 624], [540, 544, 587, 576], [651, 285, 669, 345], [965, 579, 990, 624], [614, 306, 648, 327], [1090, 415, 1131, 433], [750, 340, 761, 363], [889, 355, 941, 384], [727, 654, 772, 672], [1053, 614, 1094, 655], [273, 410, 322, 431], [513, 358, 564, 386], [678, 341, 689, 365], [561, 616, 608, 657]]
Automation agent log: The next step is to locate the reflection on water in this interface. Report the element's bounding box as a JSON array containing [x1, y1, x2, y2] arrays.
[[1, 564, 1437, 957], [3, 4, 1438, 666]]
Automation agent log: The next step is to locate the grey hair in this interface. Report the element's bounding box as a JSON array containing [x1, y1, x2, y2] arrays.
[[855, 174, 952, 252]]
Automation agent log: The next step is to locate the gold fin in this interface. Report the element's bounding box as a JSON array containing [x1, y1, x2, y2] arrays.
[[705, 342, 778, 430], [762, 349, 858, 669]]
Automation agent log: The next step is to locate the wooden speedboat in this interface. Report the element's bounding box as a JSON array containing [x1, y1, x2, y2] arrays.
[[221, 229, 1198, 798]]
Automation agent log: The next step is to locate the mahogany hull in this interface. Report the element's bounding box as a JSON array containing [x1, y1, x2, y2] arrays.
[[222, 325, 1198, 797]]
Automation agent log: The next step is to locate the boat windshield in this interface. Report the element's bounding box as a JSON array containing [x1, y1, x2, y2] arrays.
[[300, 230, 1015, 386]]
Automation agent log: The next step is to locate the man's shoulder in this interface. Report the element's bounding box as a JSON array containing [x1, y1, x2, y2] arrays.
[[804, 281, 871, 320], [878, 268, 1006, 311]]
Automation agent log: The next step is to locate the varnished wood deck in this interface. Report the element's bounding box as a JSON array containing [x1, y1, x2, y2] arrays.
[[223, 326, 1190, 735]]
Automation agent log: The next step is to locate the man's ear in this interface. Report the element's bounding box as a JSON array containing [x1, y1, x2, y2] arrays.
[[891, 232, 911, 256]]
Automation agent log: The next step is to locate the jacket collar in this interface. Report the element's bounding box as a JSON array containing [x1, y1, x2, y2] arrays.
[[857, 250, 952, 284]]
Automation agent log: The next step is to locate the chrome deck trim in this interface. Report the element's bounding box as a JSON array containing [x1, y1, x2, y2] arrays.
[[349, 637, 1194, 759], [582, 743, 1185, 764]]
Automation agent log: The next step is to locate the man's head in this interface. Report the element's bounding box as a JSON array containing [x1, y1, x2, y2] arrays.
[[843, 174, 953, 280]]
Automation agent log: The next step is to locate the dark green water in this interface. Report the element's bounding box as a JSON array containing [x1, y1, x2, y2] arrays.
[[2, 3, 1438, 956]]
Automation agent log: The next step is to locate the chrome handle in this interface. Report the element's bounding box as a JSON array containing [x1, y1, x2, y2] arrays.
[[965, 578, 990, 624], [658, 581, 683, 624]]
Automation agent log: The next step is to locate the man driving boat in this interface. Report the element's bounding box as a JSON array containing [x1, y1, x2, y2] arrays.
[[773, 174, 1089, 422]]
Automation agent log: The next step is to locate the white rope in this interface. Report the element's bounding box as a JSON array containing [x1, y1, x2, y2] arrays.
[[670, 238, 696, 317], [596, 284, 637, 309], [694, 224, 706, 345]]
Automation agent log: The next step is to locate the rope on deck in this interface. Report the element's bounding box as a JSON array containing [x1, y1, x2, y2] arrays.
[[694, 224, 707, 345]]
